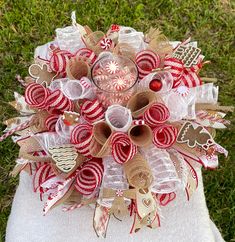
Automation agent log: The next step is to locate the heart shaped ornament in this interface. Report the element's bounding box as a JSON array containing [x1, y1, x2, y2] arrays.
[[48, 145, 78, 173]]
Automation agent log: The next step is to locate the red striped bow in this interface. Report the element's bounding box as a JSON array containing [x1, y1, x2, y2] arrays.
[[49, 48, 97, 76], [164, 57, 203, 88]]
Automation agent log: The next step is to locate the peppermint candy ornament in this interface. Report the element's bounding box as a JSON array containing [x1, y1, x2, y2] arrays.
[[100, 38, 113, 50]]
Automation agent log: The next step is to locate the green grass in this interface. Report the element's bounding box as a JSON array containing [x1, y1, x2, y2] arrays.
[[0, 0, 234, 241]]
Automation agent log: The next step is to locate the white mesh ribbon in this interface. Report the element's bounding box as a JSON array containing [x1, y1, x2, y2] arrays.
[[49, 77, 94, 100], [118, 26, 146, 53], [140, 145, 180, 194], [194, 83, 219, 104], [98, 156, 130, 208], [62, 77, 94, 100], [55, 116, 78, 139], [55, 14, 85, 54], [105, 104, 132, 132], [139, 71, 173, 93], [34, 132, 70, 154]]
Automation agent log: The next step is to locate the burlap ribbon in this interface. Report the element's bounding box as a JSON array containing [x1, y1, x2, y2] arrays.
[[102, 188, 136, 216], [123, 153, 153, 189]]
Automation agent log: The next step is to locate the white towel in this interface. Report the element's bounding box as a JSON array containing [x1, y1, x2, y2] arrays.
[[6, 168, 224, 242]]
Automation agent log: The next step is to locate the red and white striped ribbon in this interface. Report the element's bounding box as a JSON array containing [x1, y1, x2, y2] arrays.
[[153, 125, 178, 149], [133, 119, 145, 126], [156, 192, 176, 206], [136, 50, 161, 79], [143, 103, 170, 127], [46, 89, 74, 112], [33, 163, 55, 192], [164, 57, 184, 88], [71, 124, 93, 157], [196, 110, 230, 125], [164, 57, 202, 88], [75, 48, 97, 65], [0, 118, 34, 142], [25, 83, 50, 109], [81, 99, 104, 124], [80, 77, 91, 89], [75, 158, 104, 195], [25, 83, 73, 112], [45, 114, 60, 131], [49, 49, 73, 74], [111, 132, 137, 164]]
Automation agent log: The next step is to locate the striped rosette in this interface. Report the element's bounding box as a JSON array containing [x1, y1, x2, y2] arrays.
[[45, 114, 60, 131], [25, 83, 50, 109], [49, 49, 73, 75], [75, 158, 104, 195], [75, 48, 97, 64], [135, 50, 160, 79], [143, 103, 170, 127], [153, 125, 178, 148], [81, 99, 104, 124], [71, 124, 93, 157], [46, 89, 74, 112], [164, 57, 202, 88], [111, 132, 137, 164]]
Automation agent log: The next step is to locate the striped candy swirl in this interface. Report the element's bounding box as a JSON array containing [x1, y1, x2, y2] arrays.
[[143, 103, 170, 127], [75, 158, 103, 195], [153, 125, 178, 148], [71, 124, 93, 157], [111, 132, 137, 164]]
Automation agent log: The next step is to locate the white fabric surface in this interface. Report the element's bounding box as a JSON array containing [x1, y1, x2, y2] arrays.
[[6, 169, 224, 242]]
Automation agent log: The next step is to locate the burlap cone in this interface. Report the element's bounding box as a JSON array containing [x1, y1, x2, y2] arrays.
[[126, 91, 156, 118], [128, 124, 152, 147], [113, 43, 136, 61], [93, 121, 112, 145], [66, 57, 89, 80], [84, 31, 104, 48], [90, 122, 112, 157], [123, 153, 153, 189]]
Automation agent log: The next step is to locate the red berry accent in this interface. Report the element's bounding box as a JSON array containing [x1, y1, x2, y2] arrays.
[[149, 79, 163, 92]]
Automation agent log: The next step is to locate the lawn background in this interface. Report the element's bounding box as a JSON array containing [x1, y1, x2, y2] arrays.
[[0, 0, 234, 241]]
